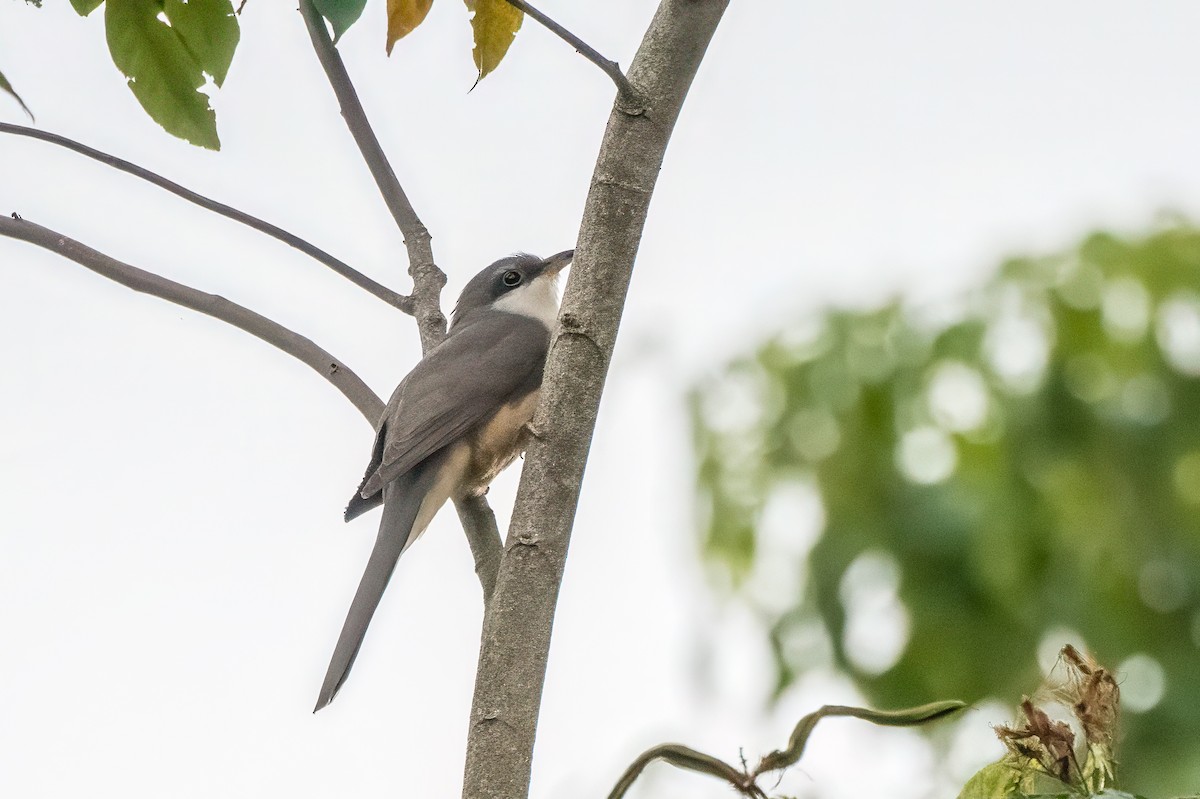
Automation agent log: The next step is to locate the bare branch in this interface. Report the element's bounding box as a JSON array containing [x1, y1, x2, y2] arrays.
[[0, 122, 411, 313], [751, 700, 965, 777], [0, 213, 384, 423], [461, 3, 730, 798], [298, 0, 447, 352], [453, 495, 503, 602], [501, 0, 643, 108], [606, 701, 967, 799], [608, 743, 765, 799]]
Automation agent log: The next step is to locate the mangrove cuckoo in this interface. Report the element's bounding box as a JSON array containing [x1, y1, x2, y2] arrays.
[[314, 250, 574, 711]]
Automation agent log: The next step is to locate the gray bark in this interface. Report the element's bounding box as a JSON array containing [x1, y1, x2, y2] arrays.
[[299, 0, 446, 352], [0, 214, 384, 423], [460, 2, 730, 797], [500, 0, 639, 103], [0, 122, 410, 312], [454, 495, 503, 601]]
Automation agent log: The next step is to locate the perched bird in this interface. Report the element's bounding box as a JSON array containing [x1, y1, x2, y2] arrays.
[[314, 250, 574, 711]]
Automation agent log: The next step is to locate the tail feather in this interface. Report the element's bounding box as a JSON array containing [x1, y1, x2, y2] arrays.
[[344, 421, 388, 523], [314, 469, 430, 712]]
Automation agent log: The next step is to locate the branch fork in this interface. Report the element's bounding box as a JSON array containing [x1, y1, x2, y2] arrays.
[[501, 0, 645, 110]]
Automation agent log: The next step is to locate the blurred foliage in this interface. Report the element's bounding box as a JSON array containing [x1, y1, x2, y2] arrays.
[[692, 225, 1200, 797]]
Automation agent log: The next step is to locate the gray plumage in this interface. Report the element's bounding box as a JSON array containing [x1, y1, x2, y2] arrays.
[[315, 251, 572, 712]]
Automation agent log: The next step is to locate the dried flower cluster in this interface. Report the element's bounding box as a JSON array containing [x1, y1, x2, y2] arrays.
[[993, 645, 1121, 795]]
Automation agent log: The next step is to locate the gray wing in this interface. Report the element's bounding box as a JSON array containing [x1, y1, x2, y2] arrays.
[[348, 312, 550, 510]]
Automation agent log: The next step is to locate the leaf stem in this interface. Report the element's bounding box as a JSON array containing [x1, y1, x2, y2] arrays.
[[0, 70, 34, 121]]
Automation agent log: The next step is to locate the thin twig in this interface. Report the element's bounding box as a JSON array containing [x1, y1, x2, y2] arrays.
[[606, 701, 967, 799], [0, 122, 411, 313], [298, 0, 447, 352], [751, 701, 967, 777], [502, 0, 642, 108], [0, 213, 384, 423], [607, 743, 765, 799]]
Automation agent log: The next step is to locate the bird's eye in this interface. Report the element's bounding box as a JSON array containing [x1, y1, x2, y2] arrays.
[[502, 270, 522, 287]]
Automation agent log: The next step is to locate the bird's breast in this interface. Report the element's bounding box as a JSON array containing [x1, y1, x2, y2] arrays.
[[464, 389, 541, 493]]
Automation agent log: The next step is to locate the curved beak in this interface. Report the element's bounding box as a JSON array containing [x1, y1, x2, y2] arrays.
[[542, 249, 575, 276]]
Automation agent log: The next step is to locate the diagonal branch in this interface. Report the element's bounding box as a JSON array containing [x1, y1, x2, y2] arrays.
[[0, 122, 411, 313], [453, 495, 503, 601], [298, 0, 446, 353], [608, 743, 765, 799], [501, 0, 643, 109], [0, 213, 384, 423]]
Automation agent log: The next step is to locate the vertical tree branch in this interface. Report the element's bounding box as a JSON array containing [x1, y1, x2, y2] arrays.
[[460, 2, 730, 797]]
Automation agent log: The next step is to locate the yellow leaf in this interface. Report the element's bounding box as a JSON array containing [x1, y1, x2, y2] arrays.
[[386, 0, 433, 55], [464, 0, 522, 80]]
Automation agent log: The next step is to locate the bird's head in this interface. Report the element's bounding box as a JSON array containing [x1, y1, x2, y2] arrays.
[[450, 250, 574, 331]]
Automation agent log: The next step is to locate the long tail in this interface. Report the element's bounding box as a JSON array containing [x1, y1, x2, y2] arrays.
[[314, 468, 431, 712]]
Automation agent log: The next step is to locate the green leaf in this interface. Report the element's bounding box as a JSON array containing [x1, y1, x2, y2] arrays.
[[163, 0, 239, 86], [0, 68, 34, 120], [955, 760, 1140, 799], [69, 0, 105, 15], [105, 0, 240, 149], [312, 0, 368, 43], [464, 0, 521, 80], [958, 762, 1020, 799]]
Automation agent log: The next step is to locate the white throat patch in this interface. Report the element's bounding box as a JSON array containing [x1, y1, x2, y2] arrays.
[[493, 273, 561, 330]]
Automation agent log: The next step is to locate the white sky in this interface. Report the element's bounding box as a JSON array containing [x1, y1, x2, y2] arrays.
[[3, 2, 1200, 798]]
